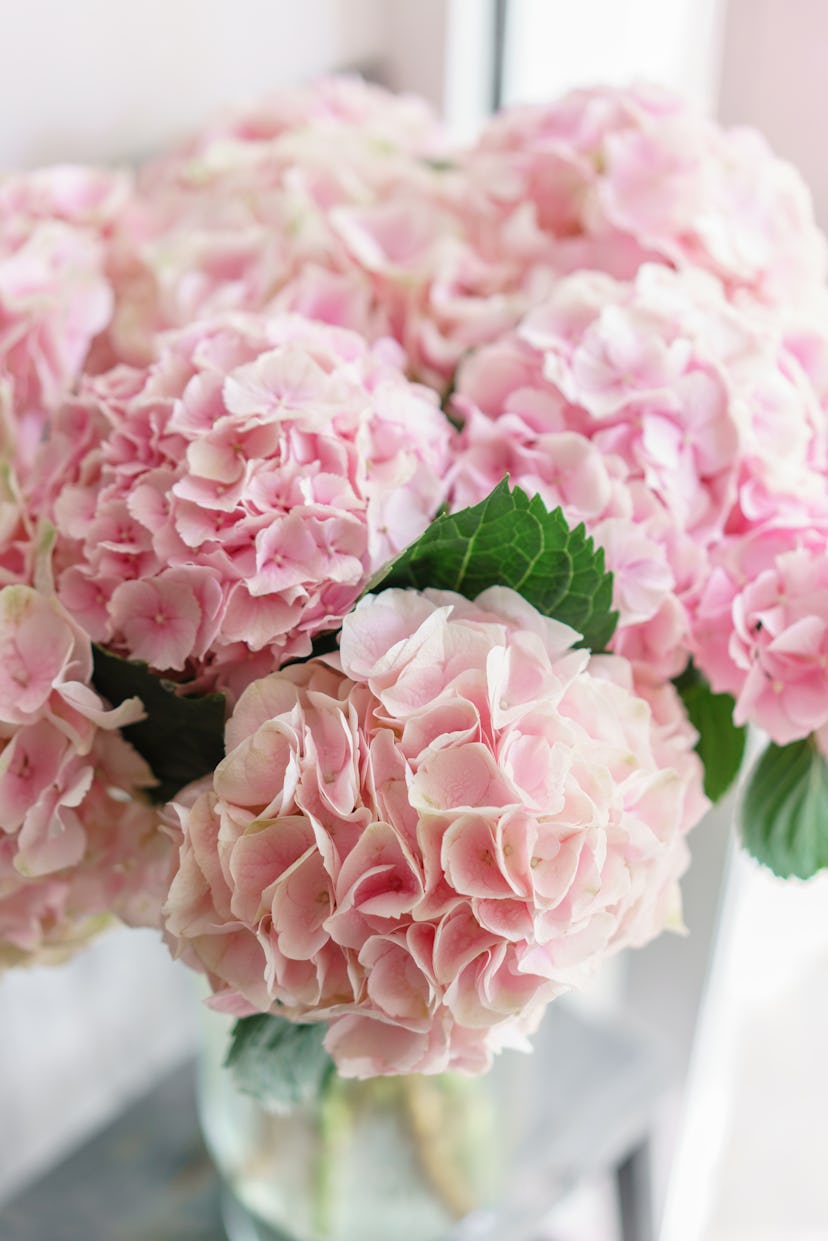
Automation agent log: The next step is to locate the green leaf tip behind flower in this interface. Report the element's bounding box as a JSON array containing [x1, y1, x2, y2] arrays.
[[740, 736, 828, 880], [369, 478, 618, 652], [91, 646, 226, 803], [226, 1013, 334, 1111], [674, 664, 747, 802]]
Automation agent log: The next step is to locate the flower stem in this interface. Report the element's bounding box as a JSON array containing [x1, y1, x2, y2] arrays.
[[312, 1073, 352, 1237], [399, 1076, 477, 1221]]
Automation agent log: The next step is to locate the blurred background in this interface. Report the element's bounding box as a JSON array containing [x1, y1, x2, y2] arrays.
[[1, 3, 827, 1239]]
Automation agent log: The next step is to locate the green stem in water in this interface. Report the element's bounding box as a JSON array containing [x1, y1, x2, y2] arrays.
[[400, 1075, 479, 1221], [310, 1072, 495, 1234], [312, 1072, 352, 1238]]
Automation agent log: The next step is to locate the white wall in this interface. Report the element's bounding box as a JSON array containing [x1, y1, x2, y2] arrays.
[[0, 0, 385, 167], [382, 0, 500, 141], [719, 0, 828, 228], [501, 0, 727, 110]]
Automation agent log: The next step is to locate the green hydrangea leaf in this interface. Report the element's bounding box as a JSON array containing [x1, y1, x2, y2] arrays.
[[91, 646, 226, 803], [673, 665, 747, 802], [740, 737, 828, 879], [369, 478, 618, 652], [226, 1014, 334, 1111]]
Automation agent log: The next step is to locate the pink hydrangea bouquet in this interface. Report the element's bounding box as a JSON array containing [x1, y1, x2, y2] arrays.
[[2, 80, 827, 1214]]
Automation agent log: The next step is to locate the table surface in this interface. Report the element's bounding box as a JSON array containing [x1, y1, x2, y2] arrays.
[[0, 1004, 670, 1241], [0, 1063, 224, 1241]]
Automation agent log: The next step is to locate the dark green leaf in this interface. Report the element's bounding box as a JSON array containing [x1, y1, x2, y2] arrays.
[[91, 646, 226, 803], [740, 737, 828, 879], [226, 1013, 334, 1111], [369, 478, 618, 652], [439, 369, 463, 428], [674, 665, 747, 802]]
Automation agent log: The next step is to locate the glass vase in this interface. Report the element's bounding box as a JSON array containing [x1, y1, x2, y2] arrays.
[[199, 1010, 533, 1241]]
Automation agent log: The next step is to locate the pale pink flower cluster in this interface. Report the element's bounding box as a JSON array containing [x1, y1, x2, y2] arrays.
[[693, 522, 828, 744], [106, 78, 476, 382], [0, 582, 169, 963], [101, 80, 827, 396], [450, 264, 828, 696], [463, 82, 827, 308], [3, 74, 826, 1030], [164, 587, 706, 1076], [0, 165, 130, 471], [34, 314, 452, 694]]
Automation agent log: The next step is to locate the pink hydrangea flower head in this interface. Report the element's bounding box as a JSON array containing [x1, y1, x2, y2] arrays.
[[104, 77, 461, 371], [450, 264, 828, 680], [693, 522, 828, 744], [0, 581, 150, 866], [0, 765, 171, 967], [34, 313, 454, 695], [105, 76, 528, 386], [464, 82, 827, 307], [164, 586, 707, 1076], [0, 166, 131, 471], [0, 579, 172, 963]]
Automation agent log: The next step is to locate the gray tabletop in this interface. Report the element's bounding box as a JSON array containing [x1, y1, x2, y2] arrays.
[[0, 1063, 223, 1241]]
